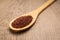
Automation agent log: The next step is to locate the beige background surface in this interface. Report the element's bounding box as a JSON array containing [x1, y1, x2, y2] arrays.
[[0, 0, 60, 40]]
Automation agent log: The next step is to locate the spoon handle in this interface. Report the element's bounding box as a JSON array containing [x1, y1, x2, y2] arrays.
[[34, 0, 55, 15]]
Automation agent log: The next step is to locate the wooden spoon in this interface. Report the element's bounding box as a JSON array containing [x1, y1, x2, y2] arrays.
[[9, 0, 55, 32]]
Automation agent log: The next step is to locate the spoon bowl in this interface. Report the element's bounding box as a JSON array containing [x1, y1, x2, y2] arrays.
[[9, 13, 37, 31]]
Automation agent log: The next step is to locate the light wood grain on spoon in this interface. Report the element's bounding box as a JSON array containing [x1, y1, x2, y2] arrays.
[[9, 0, 55, 32]]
